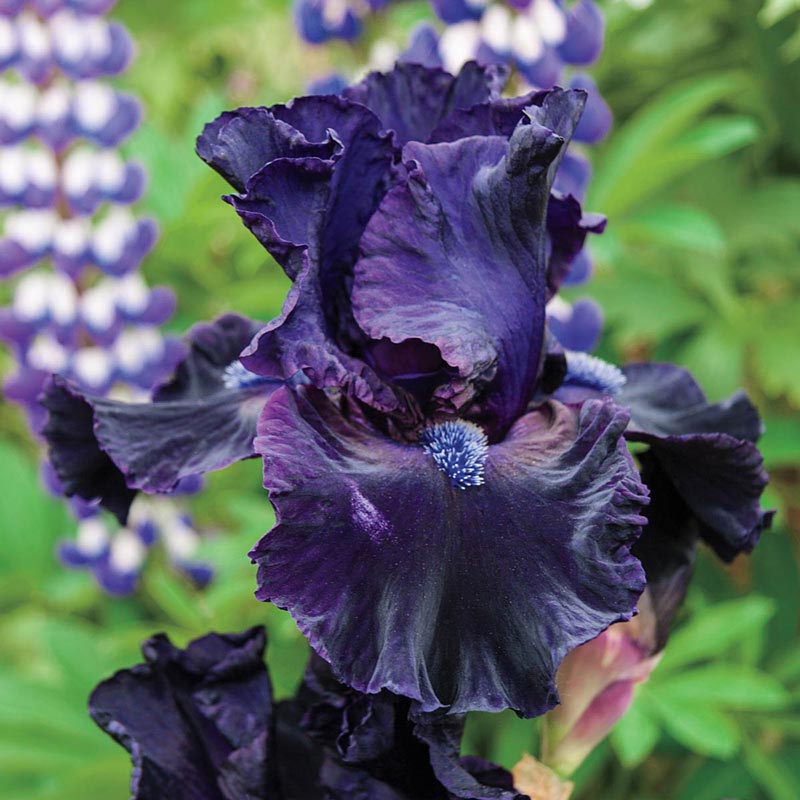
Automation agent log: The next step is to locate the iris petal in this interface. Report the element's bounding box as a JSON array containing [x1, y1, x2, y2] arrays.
[[42, 315, 274, 522], [620, 363, 772, 561], [89, 627, 275, 800], [342, 61, 507, 146], [251, 385, 647, 717], [353, 90, 586, 435]]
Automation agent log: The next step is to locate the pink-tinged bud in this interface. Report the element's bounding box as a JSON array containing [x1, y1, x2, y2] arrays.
[[541, 591, 662, 776]]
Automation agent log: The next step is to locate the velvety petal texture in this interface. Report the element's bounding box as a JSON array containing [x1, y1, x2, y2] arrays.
[[619, 363, 772, 561], [89, 627, 276, 800], [341, 61, 507, 146], [252, 385, 647, 717], [91, 630, 522, 800], [42, 314, 275, 521], [353, 90, 587, 436]]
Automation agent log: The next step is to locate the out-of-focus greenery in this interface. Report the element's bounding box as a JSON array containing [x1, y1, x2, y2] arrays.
[[0, 0, 799, 798]]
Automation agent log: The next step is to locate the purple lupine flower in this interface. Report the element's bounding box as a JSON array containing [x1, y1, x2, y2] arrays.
[[42, 63, 770, 719], [294, 0, 391, 45], [0, 0, 210, 595], [89, 626, 525, 799]]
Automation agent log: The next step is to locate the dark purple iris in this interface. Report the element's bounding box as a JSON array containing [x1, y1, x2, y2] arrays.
[[89, 626, 524, 800], [42, 62, 771, 721]]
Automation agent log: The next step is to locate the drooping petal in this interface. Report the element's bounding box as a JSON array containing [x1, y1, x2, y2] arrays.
[[632, 452, 698, 650], [89, 627, 276, 800], [353, 89, 586, 435], [342, 61, 507, 146], [298, 653, 524, 799], [251, 385, 647, 717], [42, 315, 275, 522], [619, 363, 772, 561]]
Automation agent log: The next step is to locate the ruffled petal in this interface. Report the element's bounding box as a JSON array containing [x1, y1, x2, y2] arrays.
[[620, 363, 772, 561], [251, 385, 647, 716], [196, 105, 338, 193], [298, 655, 524, 799], [88, 627, 276, 800], [240, 251, 411, 419], [342, 61, 508, 146], [42, 315, 275, 522], [353, 89, 586, 435]]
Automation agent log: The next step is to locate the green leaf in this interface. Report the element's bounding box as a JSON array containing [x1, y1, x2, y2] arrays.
[[744, 736, 800, 800], [648, 689, 741, 759], [761, 417, 800, 467], [657, 596, 776, 673], [590, 73, 752, 215], [609, 694, 661, 767], [616, 204, 727, 255], [656, 665, 789, 711]]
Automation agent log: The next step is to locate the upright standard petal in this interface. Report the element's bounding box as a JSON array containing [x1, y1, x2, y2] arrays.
[[89, 627, 276, 800], [42, 315, 276, 522], [353, 90, 586, 435], [342, 61, 507, 146], [251, 385, 647, 717]]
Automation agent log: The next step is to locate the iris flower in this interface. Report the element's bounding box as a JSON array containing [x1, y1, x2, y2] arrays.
[[90, 626, 525, 800], [42, 62, 770, 720]]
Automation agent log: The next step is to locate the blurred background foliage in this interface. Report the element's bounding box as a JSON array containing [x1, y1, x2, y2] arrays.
[[1, 0, 799, 798]]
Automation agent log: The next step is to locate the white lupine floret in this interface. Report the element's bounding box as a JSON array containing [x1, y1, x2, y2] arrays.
[[112, 327, 145, 373], [47, 271, 79, 325], [511, 13, 544, 62], [531, 0, 567, 46], [321, 0, 350, 28], [0, 17, 17, 62], [109, 528, 147, 573], [439, 21, 482, 73], [49, 10, 85, 63], [114, 326, 163, 373], [369, 39, 400, 72], [17, 13, 49, 61], [13, 271, 50, 320], [0, 147, 27, 194], [72, 345, 113, 387], [84, 16, 112, 60], [94, 149, 125, 192], [135, 325, 165, 360], [162, 513, 199, 561], [92, 206, 134, 262], [464, 0, 489, 11], [482, 4, 513, 52], [545, 295, 573, 323], [76, 516, 110, 556], [80, 279, 117, 330], [6, 208, 56, 251], [36, 82, 70, 124], [73, 81, 115, 130], [2, 81, 37, 130], [26, 147, 57, 188], [114, 272, 149, 315], [61, 147, 95, 195], [54, 216, 90, 255], [27, 333, 69, 372]]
